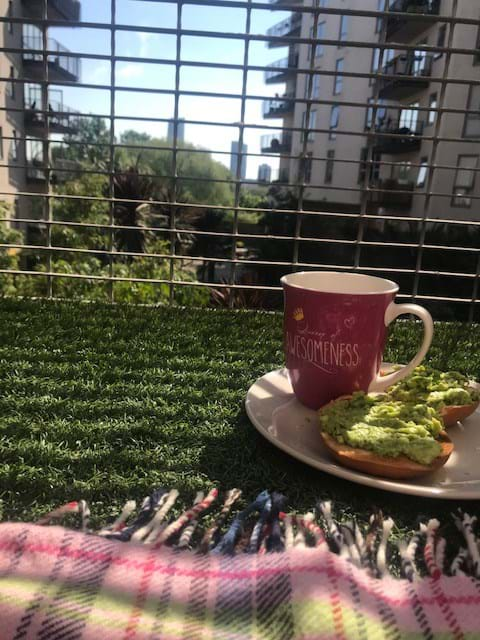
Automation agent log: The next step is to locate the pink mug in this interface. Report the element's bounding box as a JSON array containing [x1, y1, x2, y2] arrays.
[[282, 271, 434, 409]]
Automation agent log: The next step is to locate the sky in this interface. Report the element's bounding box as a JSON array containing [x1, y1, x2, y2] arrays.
[[49, 0, 294, 180]]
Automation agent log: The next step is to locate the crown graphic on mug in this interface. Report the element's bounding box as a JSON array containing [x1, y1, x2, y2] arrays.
[[282, 271, 433, 410]]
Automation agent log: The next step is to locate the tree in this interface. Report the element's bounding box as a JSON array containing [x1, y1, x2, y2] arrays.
[[58, 116, 111, 170]]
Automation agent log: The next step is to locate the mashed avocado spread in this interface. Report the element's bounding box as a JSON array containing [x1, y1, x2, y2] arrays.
[[387, 366, 479, 409], [319, 392, 443, 465]]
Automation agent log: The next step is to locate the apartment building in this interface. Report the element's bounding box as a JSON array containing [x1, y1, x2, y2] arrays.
[[0, 0, 81, 222], [262, 0, 380, 213], [262, 0, 480, 221], [373, 0, 480, 221]]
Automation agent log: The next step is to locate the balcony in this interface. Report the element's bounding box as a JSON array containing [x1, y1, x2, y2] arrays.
[[262, 95, 295, 119], [22, 36, 81, 83], [386, 0, 441, 41], [26, 158, 79, 184], [374, 120, 424, 154], [22, 0, 81, 22], [260, 132, 292, 153], [378, 52, 432, 100], [264, 51, 299, 84], [369, 178, 414, 209], [266, 13, 302, 48], [25, 100, 80, 135]]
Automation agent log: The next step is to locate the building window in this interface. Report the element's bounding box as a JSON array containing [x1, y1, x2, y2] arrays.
[[412, 46, 428, 76], [375, 0, 385, 33], [416, 157, 428, 188], [399, 102, 419, 131], [8, 66, 15, 99], [452, 155, 478, 207], [7, 1, 13, 34], [334, 59, 344, 95], [436, 24, 446, 59], [302, 110, 316, 142], [0, 128, 3, 160], [464, 84, 480, 138], [310, 22, 325, 59], [325, 150, 335, 184], [428, 93, 437, 125], [338, 15, 348, 44], [329, 105, 339, 140], [10, 131, 18, 162], [358, 148, 380, 184], [398, 161, 412, 183], [299, 153, 313, 183], [366, 97, 387, 130], [370, 48, 381, 85], [301, 152, 313, 183], [304, 74, 320, 100]]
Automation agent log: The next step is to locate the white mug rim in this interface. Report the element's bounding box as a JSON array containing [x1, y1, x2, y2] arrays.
[[281, 271, 399, 296]]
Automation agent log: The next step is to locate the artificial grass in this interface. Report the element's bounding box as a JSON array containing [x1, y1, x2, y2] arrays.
[[0, 299, 479, 536]]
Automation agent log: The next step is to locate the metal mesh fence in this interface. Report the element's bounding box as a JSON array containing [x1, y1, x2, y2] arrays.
[[0, 0, 479, 319]]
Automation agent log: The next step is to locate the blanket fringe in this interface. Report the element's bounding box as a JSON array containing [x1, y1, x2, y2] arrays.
[[32, 489, 480, 580]]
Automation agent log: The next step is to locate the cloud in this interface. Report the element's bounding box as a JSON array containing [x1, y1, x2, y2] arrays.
[[138, 32, 153, 58], [116, 63, 144, 80]]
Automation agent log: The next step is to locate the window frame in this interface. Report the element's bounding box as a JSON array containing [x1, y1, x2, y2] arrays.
[[10, 130, 18, 162], [416, 157, 428, 188], [325, 149, 335, 184], [375, 0, 384, 33], [463, 84, 480, 139], [314, 22, 325, 58], [451, 155, 478, 208], [428, 93, 437, 126], [338, 15, 348, 45], [333, 58, 344, 95], [329, 105, 339, 140], [7, 1, 13, 34], [302, 110, 317, 143], [8, 66, 15, 99], [435, 24, 446, 59]]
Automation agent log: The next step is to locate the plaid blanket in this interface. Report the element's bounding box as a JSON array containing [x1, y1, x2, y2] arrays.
[[1, 490, 480, 639]]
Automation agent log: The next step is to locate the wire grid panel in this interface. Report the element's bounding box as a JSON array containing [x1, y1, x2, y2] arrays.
[[0, 0, 479, 319]]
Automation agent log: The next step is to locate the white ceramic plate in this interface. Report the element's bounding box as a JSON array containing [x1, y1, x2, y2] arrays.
[[245, 366, 480, 499]]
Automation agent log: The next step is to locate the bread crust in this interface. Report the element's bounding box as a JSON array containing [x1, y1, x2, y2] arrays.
[[319, 396, 453, 479], [441, 399, 479, 428]]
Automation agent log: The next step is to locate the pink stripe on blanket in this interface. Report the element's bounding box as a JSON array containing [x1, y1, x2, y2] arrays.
[[2, 523, 480, 639]]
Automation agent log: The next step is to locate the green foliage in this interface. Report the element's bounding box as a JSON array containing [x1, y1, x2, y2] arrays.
[[0, 202, 23, 297], [58, 117, 111, 169], [117, 130, 234, 210]]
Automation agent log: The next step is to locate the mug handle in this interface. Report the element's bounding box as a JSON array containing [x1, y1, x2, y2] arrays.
[[368, 301, 434, 393]]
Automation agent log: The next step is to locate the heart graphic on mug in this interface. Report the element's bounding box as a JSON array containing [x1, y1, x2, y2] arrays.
[[344, 316, 356, 330]]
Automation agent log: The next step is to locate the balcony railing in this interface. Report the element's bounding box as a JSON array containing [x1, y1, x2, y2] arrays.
[[22, 35, 81, 82], [386, 0, 441, 39], [26, 158, 80, 184], [260, 133, 292, 153], [21, 0, 81, 22], [369, 178, 414, 208], [25, 100, 80, 135], [264, 52, 299, 84], [262, 96, 295, 118], [378, 52, 433, 99], [266, 13, 302, 48], [374, 119, 425, 154]]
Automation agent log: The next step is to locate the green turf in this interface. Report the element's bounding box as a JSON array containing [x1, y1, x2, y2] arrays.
[[0, 299, 479, 537]]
